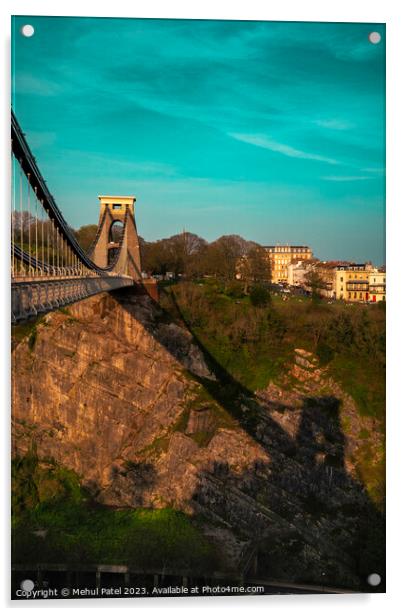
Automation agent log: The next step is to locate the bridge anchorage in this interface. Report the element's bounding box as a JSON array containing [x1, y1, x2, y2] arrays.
[[11, 111, 156, 324]]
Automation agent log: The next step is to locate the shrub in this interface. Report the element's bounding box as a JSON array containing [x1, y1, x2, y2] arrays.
[[249, 285, 270, 307], [316, 341, 335, 365], [225, 281, 244, 299]]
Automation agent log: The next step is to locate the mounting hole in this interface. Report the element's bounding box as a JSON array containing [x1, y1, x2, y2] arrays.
[[368, 32, 381, 44], [367, 573, 381, 586], [20, 579, 35, 592], [21, 24, 35, 38]]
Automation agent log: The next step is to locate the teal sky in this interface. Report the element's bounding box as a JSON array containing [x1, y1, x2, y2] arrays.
[[12, 17, 385, 264]]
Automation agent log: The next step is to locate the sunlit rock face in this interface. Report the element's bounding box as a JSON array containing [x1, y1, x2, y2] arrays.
[[12, 291, 266, 511], [12, 289, 383, 587]]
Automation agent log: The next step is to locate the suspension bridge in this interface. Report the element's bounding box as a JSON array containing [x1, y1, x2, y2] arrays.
[[11, 111, 155, 323]]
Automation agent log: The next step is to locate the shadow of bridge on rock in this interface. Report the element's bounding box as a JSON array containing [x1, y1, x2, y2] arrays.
[[111, 286, 385, 592]]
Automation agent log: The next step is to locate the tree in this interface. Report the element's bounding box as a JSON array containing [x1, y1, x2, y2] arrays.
[[168, 231, 207, 278], [304, 270, 326, 302], [140, 232, 208, 278], [238, 245, 271, 293], [202, 235, 246, 284], [74, 225, 98, 251], [12, 211, 37, 246], [186, 242, 209, 279], [140, 239, 172, 275], [249, 284, 271, 307]]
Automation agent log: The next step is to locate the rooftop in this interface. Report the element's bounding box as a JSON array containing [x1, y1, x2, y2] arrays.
[[99, 195, 135, 198], [264, 245, 311, 251]]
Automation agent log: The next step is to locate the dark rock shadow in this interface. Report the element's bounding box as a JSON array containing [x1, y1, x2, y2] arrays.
[[109, 287, 385, 592], [106, 461, 158, 507]]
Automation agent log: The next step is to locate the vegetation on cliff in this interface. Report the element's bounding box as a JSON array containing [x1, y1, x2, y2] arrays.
[[12, 450, 219, 572], [160, 280, 385, 507], [160, 280, 385, 423]]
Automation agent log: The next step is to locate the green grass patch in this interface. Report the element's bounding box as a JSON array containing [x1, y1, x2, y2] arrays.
[[137, 435, 171, 458], [354, 442, 385, 508], [330, 355, 385, 426], [12, 453, 219, 571], [171, 408, 191, 433]]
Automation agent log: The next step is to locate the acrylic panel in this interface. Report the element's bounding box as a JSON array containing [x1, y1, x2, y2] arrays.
[[11, 16, 385, 600]]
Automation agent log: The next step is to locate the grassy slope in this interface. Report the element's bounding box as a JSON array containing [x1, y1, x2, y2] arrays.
[[160, 280, 385, 506], [160, 281, 385, 415]]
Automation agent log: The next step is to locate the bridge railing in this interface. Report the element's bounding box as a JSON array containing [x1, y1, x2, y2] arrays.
[[11, 111, 143, 321], [11, 111, 131, 280]]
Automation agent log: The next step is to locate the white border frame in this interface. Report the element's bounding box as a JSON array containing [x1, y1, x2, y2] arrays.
[[2, 1, 401, 614]]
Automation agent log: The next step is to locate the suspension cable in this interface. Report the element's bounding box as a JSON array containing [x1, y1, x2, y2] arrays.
[[41, 199, 45, 274], [47, 213, 50, 270], [27, 173, 31, 274], [52, 223, 55, 272], [56, 228, 60, 274], [19, 161, 24, 276], [34, 187, 38, 275], [11, 156, 15, 276]]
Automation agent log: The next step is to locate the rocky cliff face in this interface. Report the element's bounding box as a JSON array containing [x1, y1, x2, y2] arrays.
[[12, 289, 384, 587]]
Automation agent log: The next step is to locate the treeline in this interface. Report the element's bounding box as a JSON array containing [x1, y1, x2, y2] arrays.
[[14, 213, 272, 288], [140, 232, 271, 287], [73, 225, 272, 287]]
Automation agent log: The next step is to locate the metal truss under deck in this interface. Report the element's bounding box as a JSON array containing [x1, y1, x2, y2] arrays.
[[11, 276, 134, 323]]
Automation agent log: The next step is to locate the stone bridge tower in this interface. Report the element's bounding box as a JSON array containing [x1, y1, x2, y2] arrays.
[[90, 195, 142, 280]]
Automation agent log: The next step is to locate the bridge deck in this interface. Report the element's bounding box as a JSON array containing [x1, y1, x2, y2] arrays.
[[11, 275, 134, 323]]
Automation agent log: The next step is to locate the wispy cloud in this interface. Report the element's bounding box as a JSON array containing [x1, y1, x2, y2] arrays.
[[322, 175, 372, 182], [15, 73, 64, 97], [361, 167, 385, 175], [41, 149, 178, 181], [315, 119, 354, 131], [228, 133, 339, 165]]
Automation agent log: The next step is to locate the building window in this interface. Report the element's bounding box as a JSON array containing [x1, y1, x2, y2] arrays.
[[340, 277, 343, 282], [112, 204, 122, 210]]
